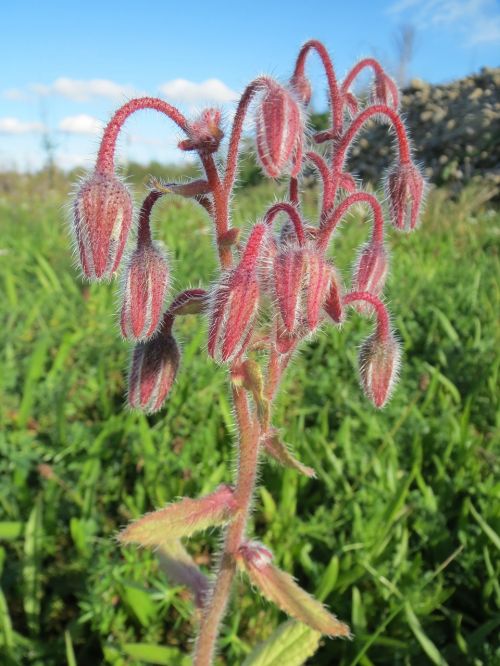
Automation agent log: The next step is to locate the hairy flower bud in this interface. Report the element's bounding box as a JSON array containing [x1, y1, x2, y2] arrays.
[[73, 171, 133, 280], [352, 241, 388, 314], [290, 71, 312, 106], [208, 224, 267, 363], [178, 108, 224, 154], [359, 331, 401, 408], [255, 82, 303, 179], [274, 246, 331, 333], [324, 266, 344, 324], [120, 240, 169, 341], [385, 161, 425, 232], [128, 322, 180, 413]]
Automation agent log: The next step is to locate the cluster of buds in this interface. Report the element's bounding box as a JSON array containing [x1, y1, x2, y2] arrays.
[[70, 40, 425, 665]]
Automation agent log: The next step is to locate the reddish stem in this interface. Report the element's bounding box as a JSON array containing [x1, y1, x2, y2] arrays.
[[293, 40, 342, 134], [136, 190, 163, 246], [318, 191, 384, 251], [263, 202, 306, 246], [289, 177, 299, 205], [334, 104, 411, 172], [341, 58, 399, 108], [343, 291, 390, 340], [223, 76, 273, 194], [306, 151, 333, 214], [193, 385, 260, 666], [95, 97, 188, 174]]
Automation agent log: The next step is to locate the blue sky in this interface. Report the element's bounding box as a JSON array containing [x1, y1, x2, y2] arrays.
[[1, 0, 498, 171]]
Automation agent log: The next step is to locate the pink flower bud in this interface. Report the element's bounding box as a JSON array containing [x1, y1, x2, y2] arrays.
[[237, 541, 273, 570], [290, 71, 312, 106], [120, 241, 169, 341], [274, 247, 331, 333], [385, 161, 425, 232], [324, 266, 344, 324], [128, 322, 180, 413], [208, 224, 267, 363], [255, 82, 303, 179], [359, 331, 401, 408], [178, 108, 224, 154], [352, 241, 388, 314], [370, 73, 398, 109], [273, 248, 306, 333], [72, 171, 133, 280]]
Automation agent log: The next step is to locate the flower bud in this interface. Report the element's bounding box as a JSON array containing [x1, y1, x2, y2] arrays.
[[208, 224, 267, 364], [385, 161, 425, 232], [128, 323, 180, 413], [274, 248, 306, 332], [359, 331, 401, 408], [324, 266, 344, 324], [178, 108, 224, 154], [73, 171, 133, 280], [370, 73, 398, 109], [352, 241, 388, 314], [255, 82, 303, 179], [274, 246, 331, 333], [120, 241, 169, 341], [290, 71, 312, 106]]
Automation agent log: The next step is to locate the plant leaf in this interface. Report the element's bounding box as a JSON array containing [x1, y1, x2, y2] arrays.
[[119, 484, 237, 547], [156, 540, 209, 608], [238, 542, 350, 638], [242, 620, 321, 666], [262, 431, 316, 478]]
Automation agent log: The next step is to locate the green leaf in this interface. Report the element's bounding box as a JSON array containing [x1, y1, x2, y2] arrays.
[[65, 630, 77, 666], [119, 485, 237, 547], [23, 496, 43, 635], [121, 643, 190, 665], [404, 602, 448, 666], [0, 522, 23, 541], [0, 585, 14, 648], [120, 583, 157, 627], [242, 621, 321, 666], [469, 502, 500, 551]]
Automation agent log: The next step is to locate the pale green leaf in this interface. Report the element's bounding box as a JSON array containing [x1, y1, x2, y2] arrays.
[[242, 621, 321, 666]]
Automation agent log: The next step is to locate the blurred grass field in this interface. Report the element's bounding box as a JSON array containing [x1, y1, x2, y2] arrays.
[[0, 169, 499, 666]]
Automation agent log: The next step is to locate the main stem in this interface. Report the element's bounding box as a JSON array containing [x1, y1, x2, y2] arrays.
[[193, 385, 261, 666]]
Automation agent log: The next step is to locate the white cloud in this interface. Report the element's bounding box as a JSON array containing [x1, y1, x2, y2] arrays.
[[158, 78, 238, 104], [30, 77, 136, 101], [3, 88, 28, 101], [387, 0, 500, 45], [0, 117, 45, 134], [59, 114, 103, 135]]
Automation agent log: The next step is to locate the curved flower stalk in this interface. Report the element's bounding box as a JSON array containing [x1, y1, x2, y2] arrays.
[[69, 39, 426, 666]]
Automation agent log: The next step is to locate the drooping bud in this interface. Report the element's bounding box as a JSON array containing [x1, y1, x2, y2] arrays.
[[352, 241, 388, 314], [255, 82, 303, 179], [324, 266, 344, 324], [178, 108, 224, 154], [128, 318, 180, 413], [290, 71, 312, 106], [120, 241, 169, 341], [370, 73, 398, 109], [385, 161, 425, 232], [359, 330, 401, 408], [274, 247, 306, 332], [72, 171, 133, 280], [208, 223, 268, 363], [274, 246, 331, 333]]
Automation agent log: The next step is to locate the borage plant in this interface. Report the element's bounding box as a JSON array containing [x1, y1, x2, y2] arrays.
[[70, 40, 425, 665]]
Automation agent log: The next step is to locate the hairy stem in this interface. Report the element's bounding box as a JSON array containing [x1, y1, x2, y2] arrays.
[[96, 97, 188, 174], [193, 385, 260, 666]]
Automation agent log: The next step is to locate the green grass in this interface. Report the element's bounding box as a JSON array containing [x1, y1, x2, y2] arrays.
[[0, 171, 499, 665]]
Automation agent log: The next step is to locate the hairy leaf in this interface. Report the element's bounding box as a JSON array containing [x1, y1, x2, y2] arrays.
[[242, 620, 321, 666], [262, 431, 316, 478], [119, 484, 237, 547], [157, 540, 209, 608]]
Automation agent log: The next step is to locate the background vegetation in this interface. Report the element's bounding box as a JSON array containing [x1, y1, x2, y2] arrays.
[[0, 165, 499, 665]]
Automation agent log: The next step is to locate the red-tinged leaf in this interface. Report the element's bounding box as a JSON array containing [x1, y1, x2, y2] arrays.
[[237, 542, 351, 638], [156, 540, 209, 608], [119, 484, 238, 547], [262, 431, 316, 478]]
